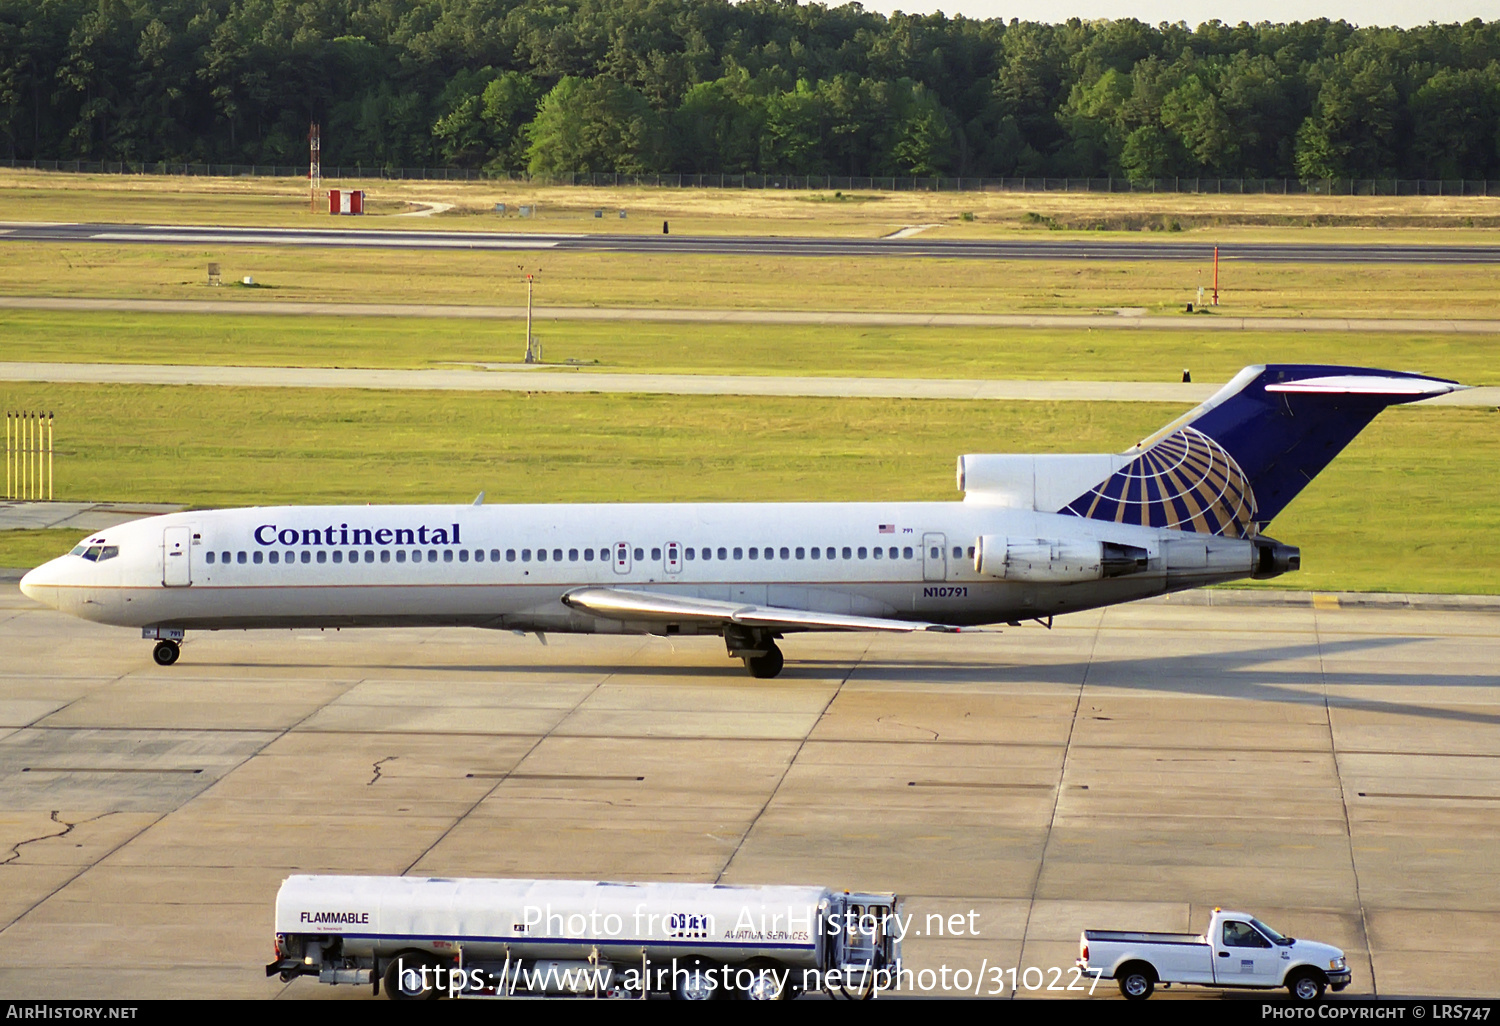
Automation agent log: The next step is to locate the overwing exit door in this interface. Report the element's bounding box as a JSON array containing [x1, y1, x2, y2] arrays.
[[922, 532, 947, 582]]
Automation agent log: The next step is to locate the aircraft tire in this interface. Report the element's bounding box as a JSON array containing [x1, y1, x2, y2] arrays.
[[745, 644, 784, 679], [152, 640, 180, 666]]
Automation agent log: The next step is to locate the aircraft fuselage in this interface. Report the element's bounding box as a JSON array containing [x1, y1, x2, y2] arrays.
[[20, 500, 1264, 637]]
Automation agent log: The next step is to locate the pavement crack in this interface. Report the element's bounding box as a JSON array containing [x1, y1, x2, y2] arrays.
[[715, 638, 870, 883], [2, 810, 109, 866], [368, 756, 397, 786], [1016, 609, 1102, 998], [876, 715, 939, 741], [1315, 607, 1377, 997]]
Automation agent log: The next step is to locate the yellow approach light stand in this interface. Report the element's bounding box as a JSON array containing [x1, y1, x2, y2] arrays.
[[6, 411, 54, 501]]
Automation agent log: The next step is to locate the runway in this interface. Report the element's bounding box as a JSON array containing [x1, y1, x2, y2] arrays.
[[7, 222, 1500, 263], [0, 578, 1496, 999], [4, 361, 1494, 407]]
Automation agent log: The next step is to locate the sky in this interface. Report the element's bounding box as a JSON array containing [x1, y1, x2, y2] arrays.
[[853, 0, 1500, 27]]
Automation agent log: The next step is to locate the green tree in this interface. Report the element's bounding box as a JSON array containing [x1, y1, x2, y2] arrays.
[[525, 75, 667, 176], [888, 81, 953, 175], [1295, 47, 1404, 179]]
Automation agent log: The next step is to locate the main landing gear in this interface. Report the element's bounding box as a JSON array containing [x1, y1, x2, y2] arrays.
[[152, 640, 180, 666], [725, 627, 784, 678]]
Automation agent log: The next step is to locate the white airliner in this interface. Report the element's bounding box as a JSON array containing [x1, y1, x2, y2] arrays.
[[19, 365, 1459, 677]]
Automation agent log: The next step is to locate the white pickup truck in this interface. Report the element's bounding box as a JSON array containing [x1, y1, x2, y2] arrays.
[[1077, 908, 1351, 1001]]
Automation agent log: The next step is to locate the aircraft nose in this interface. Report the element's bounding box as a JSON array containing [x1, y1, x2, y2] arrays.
[[19, 559, 63, 607]]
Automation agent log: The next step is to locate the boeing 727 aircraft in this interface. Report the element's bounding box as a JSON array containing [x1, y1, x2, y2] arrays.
[[20, 365, 1459, 677]]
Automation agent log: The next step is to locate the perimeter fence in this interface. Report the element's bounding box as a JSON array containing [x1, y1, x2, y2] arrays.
[[4, 160, 1499, 197]]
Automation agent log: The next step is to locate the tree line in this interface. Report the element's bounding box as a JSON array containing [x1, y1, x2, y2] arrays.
[[3, 0, 1499, 180]]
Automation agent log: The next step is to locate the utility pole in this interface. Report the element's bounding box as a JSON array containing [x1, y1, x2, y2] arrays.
[[309, 122, 321, 213]]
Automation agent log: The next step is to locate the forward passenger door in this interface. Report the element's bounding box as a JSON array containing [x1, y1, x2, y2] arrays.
[[162, 527, 192, 587]]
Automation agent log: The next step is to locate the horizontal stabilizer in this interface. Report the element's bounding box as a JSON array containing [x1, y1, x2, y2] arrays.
[[1263, 374, 1461, 396], [561, 586, 962, 633]]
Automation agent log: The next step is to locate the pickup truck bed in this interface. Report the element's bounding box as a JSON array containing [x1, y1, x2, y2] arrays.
[[1084, 931, 1201, 946]]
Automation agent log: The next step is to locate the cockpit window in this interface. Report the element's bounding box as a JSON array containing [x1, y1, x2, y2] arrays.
[[70, 545, 88, 556], [82, 546, 103, 561], [98, 546, 119, 561]]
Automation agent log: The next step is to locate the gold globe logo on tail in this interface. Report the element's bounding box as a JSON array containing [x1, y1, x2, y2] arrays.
[[1061, 427, 1258, 539]]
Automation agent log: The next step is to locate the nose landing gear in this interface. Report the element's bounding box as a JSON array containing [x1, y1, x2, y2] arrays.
[[143, 628, 184, 665]]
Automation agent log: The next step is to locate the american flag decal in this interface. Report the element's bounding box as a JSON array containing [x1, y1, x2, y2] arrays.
[[878, 524, 895, 534]]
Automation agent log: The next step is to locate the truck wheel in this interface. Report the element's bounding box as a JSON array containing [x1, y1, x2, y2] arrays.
[[384, 954, 440, 1000], [738, 960, 791, 1001], [673, 959, 722, 1001], [1288, 970, 1326, 1002], [1118, 965, 1155, 1001]]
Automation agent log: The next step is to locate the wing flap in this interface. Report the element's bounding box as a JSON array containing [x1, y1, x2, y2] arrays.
[[561, 587, 961, 634]]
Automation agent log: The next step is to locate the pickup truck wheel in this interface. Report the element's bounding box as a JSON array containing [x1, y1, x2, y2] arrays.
[[1288, 970, 1327, 1002], [1118, 965, 1155, 1000]]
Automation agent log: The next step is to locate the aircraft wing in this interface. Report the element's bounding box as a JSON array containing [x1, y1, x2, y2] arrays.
[[560, 587, 963, 634]]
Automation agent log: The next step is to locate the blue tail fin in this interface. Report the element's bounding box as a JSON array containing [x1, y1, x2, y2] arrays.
[[1059, 364, 1461, 538]]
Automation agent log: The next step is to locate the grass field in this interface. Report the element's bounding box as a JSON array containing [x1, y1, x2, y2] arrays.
[[1, 382, 1495, 595], [5, 243, 1500, 321], [6, 169, 1500, 242], [1, 309, 1493, 385]]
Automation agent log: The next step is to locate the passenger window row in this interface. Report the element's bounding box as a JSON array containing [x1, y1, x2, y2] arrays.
[[201, 544, 959, 567], [690, 545, 918, 561], [206, 548, 508, 566]]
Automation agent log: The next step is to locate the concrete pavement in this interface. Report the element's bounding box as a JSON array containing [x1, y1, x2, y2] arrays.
[[4, 295, 1499, 334], [0, 501, 183, 532], [1, 584, 1496, 998], [3, 361, 1495, 406]]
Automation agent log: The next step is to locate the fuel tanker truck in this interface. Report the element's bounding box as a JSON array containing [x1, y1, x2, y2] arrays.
[[267, 875, 902, 1000]]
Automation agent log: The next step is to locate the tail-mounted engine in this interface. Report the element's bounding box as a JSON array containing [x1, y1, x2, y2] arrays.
[[975, 536, 1148, 583], [1252, 539, 1301, 579]]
